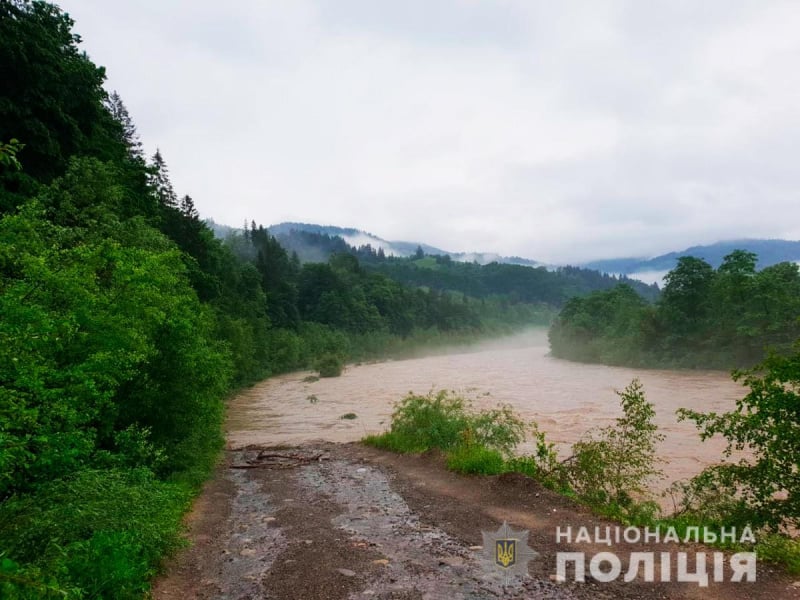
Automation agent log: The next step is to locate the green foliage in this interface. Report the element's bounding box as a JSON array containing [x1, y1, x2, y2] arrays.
[[366, 386, 659, 516], [504, 424, 567, 489], [0, 557, 71, 600], [0, 139, 24, 171], [0, 189, 231, 493], [314, 353, 344, 378], [0, 469, 189, 598], [363, 390, 524, 456], [365, 249, 659, 305], [663, 472, 753, 529], [549, 284, 649, 365], [446, 444, 506, 475], [340, 412, 357, 420], [551, 251, 800, 368], [754, 534, 800, 574], [0, 0, 131, 212], [566, 380, 664, 507], [678, 345, 800, 531]]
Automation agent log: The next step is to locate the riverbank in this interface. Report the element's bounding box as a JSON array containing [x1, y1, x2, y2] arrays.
[[153, 442, 799, 599]]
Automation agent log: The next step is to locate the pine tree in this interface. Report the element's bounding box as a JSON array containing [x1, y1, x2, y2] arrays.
[[179, 194, 199, 220], [149, 149, 177, 208], [106, 91, 143, 160]]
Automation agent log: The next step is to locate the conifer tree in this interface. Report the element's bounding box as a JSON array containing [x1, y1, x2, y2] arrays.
[[149, 148, 177, 208], [180, 194, 199, 220], [106, 90, 143, 160]]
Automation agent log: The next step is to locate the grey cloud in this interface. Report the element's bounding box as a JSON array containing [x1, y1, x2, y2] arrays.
[[61, 0, 800, 264]]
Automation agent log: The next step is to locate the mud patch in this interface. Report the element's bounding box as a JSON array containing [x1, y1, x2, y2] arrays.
[[302, 460, 574, 599], [156, 444, 800, 600]]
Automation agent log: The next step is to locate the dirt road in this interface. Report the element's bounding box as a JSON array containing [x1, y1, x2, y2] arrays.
[[153, 443, 800, 599]]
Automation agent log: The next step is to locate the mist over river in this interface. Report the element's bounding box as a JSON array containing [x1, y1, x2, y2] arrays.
[[227, 329, 744, 496]]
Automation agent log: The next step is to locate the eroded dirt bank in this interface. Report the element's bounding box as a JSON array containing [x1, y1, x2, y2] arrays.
[[154, 443, 799, 600]]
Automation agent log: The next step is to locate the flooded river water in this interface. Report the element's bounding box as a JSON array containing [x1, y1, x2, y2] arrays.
[[226, 329, 744, 496]]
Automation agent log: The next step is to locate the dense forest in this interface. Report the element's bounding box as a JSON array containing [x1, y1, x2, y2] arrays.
[[549, 251, 800, 368], [267, 227, 660, 303]]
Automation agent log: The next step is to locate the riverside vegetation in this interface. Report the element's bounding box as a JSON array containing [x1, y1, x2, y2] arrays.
[[549, 251, 800, 369], [365, 368, 800, 572], [543, 242, 800, 569]]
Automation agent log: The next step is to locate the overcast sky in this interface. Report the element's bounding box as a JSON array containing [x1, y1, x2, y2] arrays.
[[61, 0, 800, 263]]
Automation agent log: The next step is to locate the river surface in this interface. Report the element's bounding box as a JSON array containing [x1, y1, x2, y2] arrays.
[[226, 329, 744, 497]]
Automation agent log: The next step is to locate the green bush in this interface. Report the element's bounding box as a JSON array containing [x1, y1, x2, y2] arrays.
[[363, 390, 524, 456], [754, 534, 800, 574], [298, 322, 350, 367], [314, 353, 344, 377], [264, 328, 303, 374], [678, 346, 800, 531], [566, 379, 664, 506], [504, 424, 568, 490], [0, 468, 190, 598]]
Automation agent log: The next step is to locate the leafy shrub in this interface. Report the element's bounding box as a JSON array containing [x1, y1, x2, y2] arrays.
[[363, 390, 524, 455], [264, 328, 303, 374], [0, 468, 190, 598], [314, 353, 344, 377], [505, 424, 567, 489], [0, 557, 69, 600], [566, 379, 664, 506], [678, 348, 800, 531], [755, 534, 800, 574], [664, 471, 753, 529], [298, 322, 350, 367]]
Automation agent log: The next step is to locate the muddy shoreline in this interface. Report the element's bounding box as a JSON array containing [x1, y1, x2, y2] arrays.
[[153, 443, 798, 599]]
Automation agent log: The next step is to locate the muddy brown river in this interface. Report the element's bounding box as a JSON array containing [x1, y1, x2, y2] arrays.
[[226, 329, 745, 499]]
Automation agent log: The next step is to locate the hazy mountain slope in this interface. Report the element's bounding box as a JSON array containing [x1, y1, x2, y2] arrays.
[[208, 220, 799, 279], [265, 222, 542, 266], [584, 239, 800, 275]]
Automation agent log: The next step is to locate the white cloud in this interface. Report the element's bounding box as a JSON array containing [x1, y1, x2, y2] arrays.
[[62, 0, 800, 263]]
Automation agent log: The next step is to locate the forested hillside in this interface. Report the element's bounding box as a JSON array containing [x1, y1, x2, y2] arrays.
[[263, 227, 660, 304], [550, 251, 800, 368], [266, 221, 542, 266]]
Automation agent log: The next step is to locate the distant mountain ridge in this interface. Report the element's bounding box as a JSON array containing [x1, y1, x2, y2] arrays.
[[206, 220, 800, 279], [260, 221, 541, 267], [584, 239, 800, 276]]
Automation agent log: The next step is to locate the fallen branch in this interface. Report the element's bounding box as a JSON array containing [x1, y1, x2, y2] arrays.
[[229, 452, 325, 469], [255, 452, 324, 462]]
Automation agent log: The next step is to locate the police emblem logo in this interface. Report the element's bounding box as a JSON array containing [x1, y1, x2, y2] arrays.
[[481, 521, 537, 582], [495, 538, 516, 568]]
